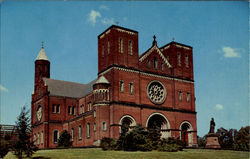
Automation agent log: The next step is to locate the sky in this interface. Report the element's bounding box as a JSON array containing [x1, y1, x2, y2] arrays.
[[0, 1, 249, 137]]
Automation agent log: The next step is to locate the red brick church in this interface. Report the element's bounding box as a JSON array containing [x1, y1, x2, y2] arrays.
[[31, 25, 197, 148]]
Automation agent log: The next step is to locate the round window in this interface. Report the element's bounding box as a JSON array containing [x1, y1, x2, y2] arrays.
[[147, 81, 166, 104]]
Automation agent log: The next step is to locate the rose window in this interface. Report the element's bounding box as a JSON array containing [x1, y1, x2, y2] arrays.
[[147, 81, 166, 104]]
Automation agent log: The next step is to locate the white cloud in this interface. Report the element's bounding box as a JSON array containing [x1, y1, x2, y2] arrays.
[[215, 104, 223, 110], [0, 84, 8, 92], [88, 10, 101, 26], [222, 46, 241, 58], [101, 17, 114, 25], [99, 5, 109, 10]]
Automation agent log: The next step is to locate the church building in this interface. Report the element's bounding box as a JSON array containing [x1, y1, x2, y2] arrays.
[[31, 25, 197, 148]]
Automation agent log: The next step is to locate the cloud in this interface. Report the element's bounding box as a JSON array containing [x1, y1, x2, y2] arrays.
[[88, 10, 101, 26], [215, 104, 223, 110], [222, 46, 241, 58], [0, 84, 8, 92], [101, 17, 114, 25], [99, 5, 109, 10]]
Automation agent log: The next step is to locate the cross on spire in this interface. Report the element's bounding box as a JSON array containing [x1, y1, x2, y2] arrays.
[[41, 41, 44, 49], [172, 37, 175, 41], [152, 35, 157, 46]]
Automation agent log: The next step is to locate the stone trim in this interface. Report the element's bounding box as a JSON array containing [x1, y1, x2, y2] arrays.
[[99, 65, 194, 84], [99, 29, 111, 39], [175, 44, 191, 50], [116, 28, 136, 35]]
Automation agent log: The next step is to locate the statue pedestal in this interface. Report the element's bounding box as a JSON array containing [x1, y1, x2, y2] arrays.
[[205, 133, 221, 149]]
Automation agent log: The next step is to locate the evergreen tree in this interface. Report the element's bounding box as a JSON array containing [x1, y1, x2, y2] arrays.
[[58, 130, 72, 147], [12, 106, 37, 159]]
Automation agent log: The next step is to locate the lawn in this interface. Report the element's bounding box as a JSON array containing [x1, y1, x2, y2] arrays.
[[4, 148, 249, 159]]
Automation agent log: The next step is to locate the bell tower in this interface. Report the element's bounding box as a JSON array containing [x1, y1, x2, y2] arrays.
[[34, 42, 50, 91]]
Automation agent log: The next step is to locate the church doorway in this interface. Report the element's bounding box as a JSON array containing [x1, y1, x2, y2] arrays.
[[119, 115, 136, 134], [146, 113, 171, 138], [180, 121, 193, 146]]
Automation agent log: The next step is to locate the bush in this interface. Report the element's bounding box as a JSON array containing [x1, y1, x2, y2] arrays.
[[58, 130, 72, 148], [157, 138, 185, 152], [197, 136, 206, 148], [0, 138, 10, 158], [100, 137, 116, 151]]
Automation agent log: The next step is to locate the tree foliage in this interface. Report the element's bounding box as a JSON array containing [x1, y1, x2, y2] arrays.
[[197, 135, 206, 148], [58, 130, 72, 148], [12, 106, 37, 159]]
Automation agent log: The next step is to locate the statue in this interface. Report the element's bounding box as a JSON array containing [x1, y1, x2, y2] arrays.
[[205, 117, 221, 148], [209, 118, 215, 133]]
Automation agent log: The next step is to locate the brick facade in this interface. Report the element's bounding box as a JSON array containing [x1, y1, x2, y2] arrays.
[[31, 25, 197, 149]]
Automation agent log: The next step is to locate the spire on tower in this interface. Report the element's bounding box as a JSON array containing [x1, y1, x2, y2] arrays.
[[36, 42, 49, 61], [152, 35, 157, 46]]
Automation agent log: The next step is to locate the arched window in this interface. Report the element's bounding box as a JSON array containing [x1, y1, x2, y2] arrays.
[[154, 57, 158, 69], [56, 104, 60, 113], [107, 40, 110, 54], [37, 132, 40, 145], [102, 122, 106, 131], [71, 128, 74, 141], [177, 53, 181, 66], [94, 110, 96, 118], [128, 40, 132, 55], [129, 82, 134, 95], [161, 63, 164, 71], [34, 133, 36, 145], [94, 122, 96, 132], [147, 60, 151, 68], [119, 38, 123, 53], [185, 55, 189, 68], [120, 80, 124, 93], [186, 92, 191, 102], [78, 125, 82, 140], [178, 90, 183, 101], [41, 131, 44, 144], [87, 122, 90, 138], [53, 130, 59, 143]]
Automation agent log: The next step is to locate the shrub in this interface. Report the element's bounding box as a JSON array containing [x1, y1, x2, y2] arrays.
[[100, 137, 116, 151], [58, 130, 72, 148], [157, 138, 185, 152]]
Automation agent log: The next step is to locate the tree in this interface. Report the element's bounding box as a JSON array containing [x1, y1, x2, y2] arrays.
[[197, 135, 206, 148], [57, 130, 72, 148], [234, 126, 249, 151], [12, 106, 37, 159]]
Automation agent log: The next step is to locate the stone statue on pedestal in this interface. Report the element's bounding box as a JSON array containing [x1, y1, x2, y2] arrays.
[[205, 117, 221, 149]]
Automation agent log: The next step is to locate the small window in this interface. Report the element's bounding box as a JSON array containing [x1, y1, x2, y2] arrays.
[[119, 38, 123, 53], [177, 53, 181, 66], [107, 40, 110, 54], [78, 125, 82, 140], [87, 122, 90, 138], [52, 104, 56, 113], [71, 128, 74, 141], [120, 80, 124, 93], [186, 92, 191, 102], [56, 104, 60, 113], [154, 57, 158, 69], [147, 60, 151, 68], [178, 90, 183, 101], [34, 133, 36, 145], [89, 103, 92, 111], [185, 55, 189, 68], [102, 43, 104, 58], [72, 106, 75, 115], [53, 130, 58, 143], [41, 131, 44, 144], [161, 63, 164, 71], [37, 133, 40, 145], [102, 122, 106, 131], [94, 110, 96, 118], [94, 122, 96, 132], [128, 40, 132, 55], [129, 82, 134, 95], [68, 106, 71, 115]]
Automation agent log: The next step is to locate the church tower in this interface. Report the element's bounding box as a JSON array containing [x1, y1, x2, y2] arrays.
[[34, 43, 50, 91], [97, 25, 139, 73]]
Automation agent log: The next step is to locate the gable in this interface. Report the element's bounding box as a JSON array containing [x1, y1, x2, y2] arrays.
[[139, 45, 172, 68]]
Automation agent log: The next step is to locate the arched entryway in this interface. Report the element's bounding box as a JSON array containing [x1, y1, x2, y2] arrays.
[[119, 115, 136, 133], [146, 113, 171, 138], [180, 121, 193, 146]]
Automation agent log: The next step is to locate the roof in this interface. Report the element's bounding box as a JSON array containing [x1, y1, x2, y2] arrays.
[[36, 48, 49, 61], [43, 78, 97, 98], [160, 41, 192, 51], [95, 75, 109, 84], [98, 25, 138, 38]]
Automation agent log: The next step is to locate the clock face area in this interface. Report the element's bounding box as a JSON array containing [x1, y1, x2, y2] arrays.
[[36, 105, 42, 122], [147, 81, 167, 105]]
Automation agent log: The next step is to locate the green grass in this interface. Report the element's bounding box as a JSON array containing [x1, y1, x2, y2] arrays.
[[4, 148, 249, 159]]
